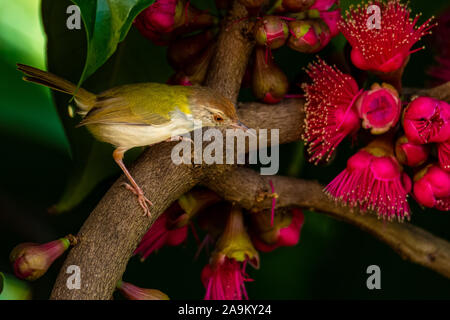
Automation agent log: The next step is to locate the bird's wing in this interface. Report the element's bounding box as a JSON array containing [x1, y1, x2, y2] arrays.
[[78, 84, 182, 126]]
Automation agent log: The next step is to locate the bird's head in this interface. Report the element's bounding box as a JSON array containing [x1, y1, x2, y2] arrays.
[[189, 87, 249, 131]]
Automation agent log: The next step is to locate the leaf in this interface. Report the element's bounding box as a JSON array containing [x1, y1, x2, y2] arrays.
[[71, 0, 156, 83], [42, 0, 172, 212]]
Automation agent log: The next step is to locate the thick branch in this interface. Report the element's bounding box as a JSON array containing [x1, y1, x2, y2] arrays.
[[202, 167, 450, 279]]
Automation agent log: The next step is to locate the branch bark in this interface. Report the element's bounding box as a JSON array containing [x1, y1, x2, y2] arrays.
[[50, 0, 450, 298], [202, 167, 450, 279]]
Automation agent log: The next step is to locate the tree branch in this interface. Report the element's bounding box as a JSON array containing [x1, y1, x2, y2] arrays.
[[202, 167, 450, 279]]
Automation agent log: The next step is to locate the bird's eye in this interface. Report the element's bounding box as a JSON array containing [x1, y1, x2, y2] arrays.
[[214, 114, 224, 122]]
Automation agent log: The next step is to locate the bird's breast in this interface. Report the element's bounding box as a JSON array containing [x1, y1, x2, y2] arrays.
[[86, 115, 195, 149]]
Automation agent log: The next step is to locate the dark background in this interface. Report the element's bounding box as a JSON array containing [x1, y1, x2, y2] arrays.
[[0, 0, 449, 299]]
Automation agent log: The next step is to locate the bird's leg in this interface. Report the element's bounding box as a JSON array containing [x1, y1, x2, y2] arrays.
[[113, 148, 153, 217]]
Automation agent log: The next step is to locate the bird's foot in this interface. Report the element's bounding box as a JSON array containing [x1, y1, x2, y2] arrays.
[[167, 135, 194, 144], [121, 183, 153, 217]]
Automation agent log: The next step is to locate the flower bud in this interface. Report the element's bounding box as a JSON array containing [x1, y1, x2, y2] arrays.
[[117, 281, 169, 300], [356, 83, 401, 135], [403, 97, 450, 144], [287, 19, 331, 53], [252, 46, 289, 104], [254, 16, 289, 49], [438, 140, 450, 171], [250, 208, 304, 252], [395, 136, 429, 167], [282, 0, 315, 12], [413, 164, 450, 210], [167, 31, 215, 70], [212, 205, 259, 268], [10, 237, 73, 281], [168, 42, 216, 86], [310, 0, 338, 11]]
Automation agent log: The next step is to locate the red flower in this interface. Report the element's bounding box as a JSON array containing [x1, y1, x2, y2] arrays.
[[201, 257, 252, 300], [302, 58, 361, 164], [340, 0, 434, 73], [438, 140, 450, 172], [134, 210, 189, 260], [325, 139, 410, 220], [395, 136, 429, 167]]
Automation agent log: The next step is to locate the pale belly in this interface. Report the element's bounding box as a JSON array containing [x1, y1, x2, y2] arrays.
[[86, 119, 195, 149]]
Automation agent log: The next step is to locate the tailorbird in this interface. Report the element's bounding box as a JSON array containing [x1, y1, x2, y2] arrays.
[[17, 64, 248, 216]]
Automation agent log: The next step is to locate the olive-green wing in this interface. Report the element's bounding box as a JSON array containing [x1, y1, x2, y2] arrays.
[[78, 83, 190, 126]]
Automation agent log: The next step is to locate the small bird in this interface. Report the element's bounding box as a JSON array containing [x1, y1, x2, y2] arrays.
[[17, 64, 248, 216]]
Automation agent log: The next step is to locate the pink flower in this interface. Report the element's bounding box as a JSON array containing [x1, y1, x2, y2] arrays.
[[202, 205, 259, 300], [395, 136, 429, 167], [201, 257, 252, 300], [117, 281, 169, 300], [134, 209, 188, 261], [413, 165, 450, 210], [254, 16, 289, 50], [310, 0, 338, 11], [356, 83, 401, 134], [403, 97, 450, 144], [302, 58, 361, 164], [340, 0, 434, 73], [135, 189, 221, 260], [134, 0, 184, 44], [438, 140, 450, 172], [250, 208, 305, 252], [325, 141, 410, 220], [10, 237, 72, 281]]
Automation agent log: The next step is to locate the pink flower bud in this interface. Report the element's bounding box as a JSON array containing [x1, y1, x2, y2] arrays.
[[288, 19, 331, 53], [252, 46, 289, 104], [117, 281, 169, 300], [356, 83, 401, 135], [10, 238, 71, 281], [395, 136, 429, 167], [250, 208, 305, 252], [254, 16, 289, 49], [403, 97, 450, 144], [413, 165, 450, 210], [310, 0, 338, 11], [438, 140, 450, 171]]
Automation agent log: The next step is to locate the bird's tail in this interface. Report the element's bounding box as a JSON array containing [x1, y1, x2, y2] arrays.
[[17, 63, 97, 113]]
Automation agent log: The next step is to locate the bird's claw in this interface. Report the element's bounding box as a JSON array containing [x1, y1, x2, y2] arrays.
[[121, 183, 153, 217]]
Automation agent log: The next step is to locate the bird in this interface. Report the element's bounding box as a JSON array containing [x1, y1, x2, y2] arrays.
[[17, 64, 248, 217]]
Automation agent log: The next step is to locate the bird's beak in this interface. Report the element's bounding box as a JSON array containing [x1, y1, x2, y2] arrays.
[[230, 121, 256, 137], [231, 120, 249, 131]]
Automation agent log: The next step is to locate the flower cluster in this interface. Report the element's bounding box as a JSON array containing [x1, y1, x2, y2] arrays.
[[251, 0, 341, 103], [302, 1, 448, 220], [133, 188, 304, 300]]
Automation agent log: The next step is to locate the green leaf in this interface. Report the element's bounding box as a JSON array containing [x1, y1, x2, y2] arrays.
[[71, 0, 156, 83], [42, 0, 172, 212]]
